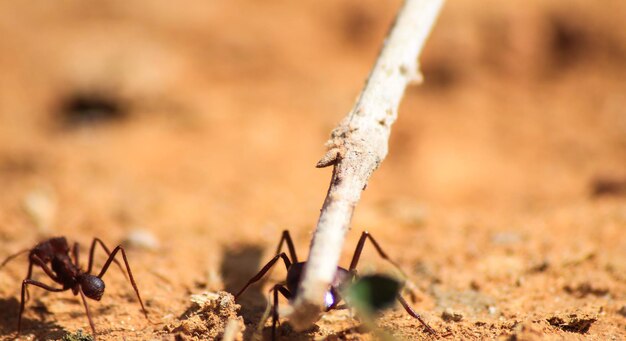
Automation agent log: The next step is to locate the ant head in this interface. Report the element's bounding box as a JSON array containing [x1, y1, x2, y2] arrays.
[[79, 274, 106, 301]]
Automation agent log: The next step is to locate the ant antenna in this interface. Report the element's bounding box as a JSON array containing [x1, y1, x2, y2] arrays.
[[0, 249, 30, 271]]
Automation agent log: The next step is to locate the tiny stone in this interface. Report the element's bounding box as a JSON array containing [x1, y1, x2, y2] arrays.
[[618, 306, 626, 317], [442, 308, 463, 322]]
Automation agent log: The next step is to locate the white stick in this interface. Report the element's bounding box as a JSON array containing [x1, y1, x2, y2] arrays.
[[287, 0, 444, 329]]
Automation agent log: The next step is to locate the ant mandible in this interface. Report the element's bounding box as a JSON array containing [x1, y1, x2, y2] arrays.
[[0, 236, 149, 339], [235, 230, 436, 340]]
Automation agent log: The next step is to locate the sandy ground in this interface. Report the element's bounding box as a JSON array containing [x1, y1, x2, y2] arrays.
[[0, 0, 625, 340]]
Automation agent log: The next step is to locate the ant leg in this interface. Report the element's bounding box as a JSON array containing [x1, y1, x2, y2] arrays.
[[30, 255, 60, 282], [275, 230, 298, 263], [270, 285, 291, 341], [396, 295, 436, 335], [24, 261, 34, 303], [78, 288, 97, 337], [348, 231, 403, 274], [96, 245, 148, 319], [263, 231, 298, 286], [87, 238, 126, 279], [26, 259, 33, 280], [72, 242, 80, 267], [348, 231, 420, 302], [18, 279, 68, 335], [235, 253, 292, 299]]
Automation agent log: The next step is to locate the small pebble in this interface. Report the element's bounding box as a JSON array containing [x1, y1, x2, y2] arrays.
[[190, 291, 220, 306], [23, 189, 56, 233], [122, 229, 160, 251]]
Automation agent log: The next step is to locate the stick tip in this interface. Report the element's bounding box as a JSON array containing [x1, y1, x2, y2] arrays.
[[286, 298, 323, 331], [316, 148, 341, 168]]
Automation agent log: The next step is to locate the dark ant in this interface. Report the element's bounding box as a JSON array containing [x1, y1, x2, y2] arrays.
[[0, 237, 148, 339], [235, 230, 436, 340]]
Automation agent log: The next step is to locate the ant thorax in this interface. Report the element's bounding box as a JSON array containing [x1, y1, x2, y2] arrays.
[[51, 255, 78, 285]]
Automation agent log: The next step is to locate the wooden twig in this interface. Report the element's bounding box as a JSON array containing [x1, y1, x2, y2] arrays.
[[287, 0, 444, 329]]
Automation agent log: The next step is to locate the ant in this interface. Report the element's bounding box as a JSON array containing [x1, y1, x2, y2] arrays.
[[235, 230, 436, 340], [0, 236, 148, 339]]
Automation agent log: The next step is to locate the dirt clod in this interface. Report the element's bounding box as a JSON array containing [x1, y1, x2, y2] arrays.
[[591, 177, 626, 197], [563, 282, 609, 298], [507, 321, 545, 341], [56, 91, 128, 128], [165, 291, 245, 341], [547, 312, 597, 334], [528, 260, 550, 273]]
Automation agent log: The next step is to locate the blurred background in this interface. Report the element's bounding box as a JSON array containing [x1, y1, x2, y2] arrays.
[[0, 0, 624, 339]]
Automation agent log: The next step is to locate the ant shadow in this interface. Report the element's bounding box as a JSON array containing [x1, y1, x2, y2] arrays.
[[0, 296, 67, 340], [220, 245, 266, 317], [220, 245, 282, 340]]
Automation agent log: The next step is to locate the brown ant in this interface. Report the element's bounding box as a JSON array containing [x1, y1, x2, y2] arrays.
[[0, 237, 148, 339], [235, 230, 436, 340]]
